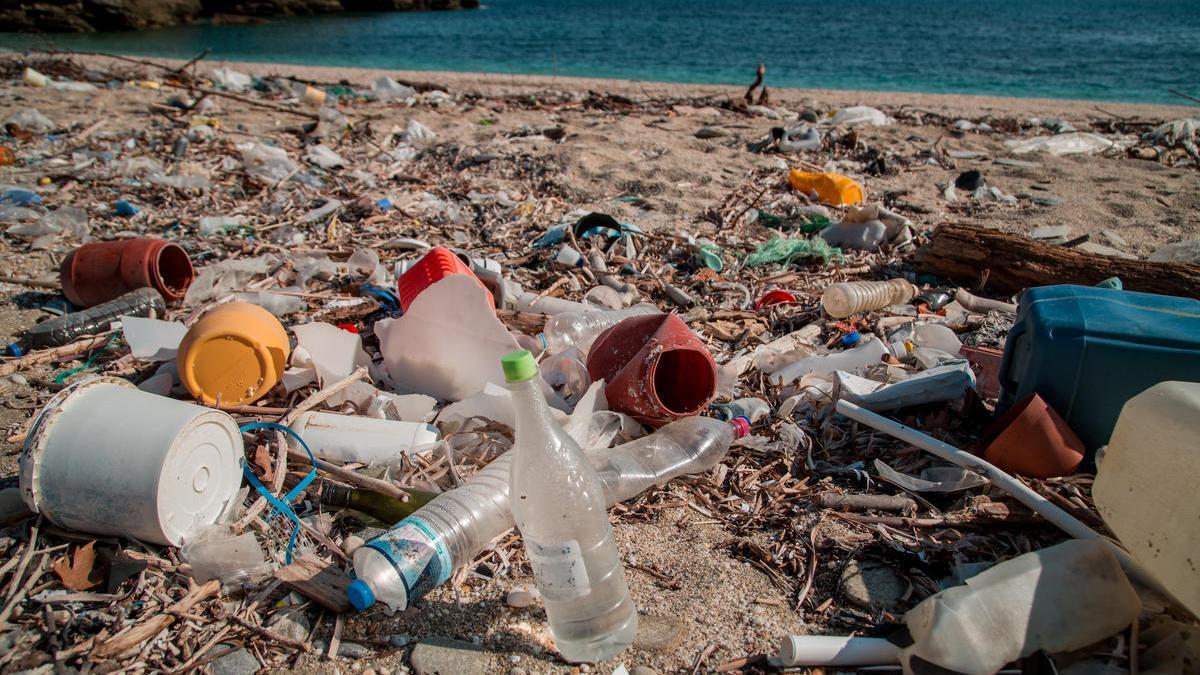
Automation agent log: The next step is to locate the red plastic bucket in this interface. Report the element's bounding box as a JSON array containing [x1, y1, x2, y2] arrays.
[[60, 238, 194, 308]]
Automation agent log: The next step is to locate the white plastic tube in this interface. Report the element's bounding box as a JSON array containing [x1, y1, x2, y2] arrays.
[[292, 411, 438, 464], [955, 288, 1017, 314], [777, 636, 898, 667]]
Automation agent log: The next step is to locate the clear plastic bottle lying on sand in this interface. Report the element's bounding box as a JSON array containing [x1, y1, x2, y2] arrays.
[[539, 304, 658, 354], [821, 279, 917, 318], [346, 415, 744, 613]]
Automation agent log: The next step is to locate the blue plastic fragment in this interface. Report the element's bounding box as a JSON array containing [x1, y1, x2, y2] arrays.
[[1, 189, 42, 206], [114, 200, 139, 217]]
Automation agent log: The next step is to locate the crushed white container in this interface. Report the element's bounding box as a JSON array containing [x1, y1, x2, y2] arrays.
[[292, 411, 439, 464], [1094, 380, 1200, 616], [19, 377, 243, 546]]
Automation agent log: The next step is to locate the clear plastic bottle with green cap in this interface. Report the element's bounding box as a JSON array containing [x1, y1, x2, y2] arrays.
[[503, 349, 637, 662]]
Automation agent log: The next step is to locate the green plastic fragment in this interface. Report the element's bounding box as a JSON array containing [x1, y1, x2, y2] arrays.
[[745, 237, 842, 267]]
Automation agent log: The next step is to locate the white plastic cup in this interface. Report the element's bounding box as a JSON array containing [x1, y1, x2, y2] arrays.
[[292, 411, 439, 465], [19, 377, 243, 546]]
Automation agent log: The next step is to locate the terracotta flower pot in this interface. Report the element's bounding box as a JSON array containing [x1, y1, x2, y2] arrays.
[[586, 313, 717, 427], [60, 238, 194, 307], [981, 393, 1085, 478]]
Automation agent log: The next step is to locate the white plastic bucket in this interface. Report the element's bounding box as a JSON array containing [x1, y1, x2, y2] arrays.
[[292, 411, 438, 465], [19, 377, 243, 546]]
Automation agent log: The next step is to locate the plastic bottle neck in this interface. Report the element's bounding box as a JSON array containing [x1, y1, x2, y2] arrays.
[[730, 416, 751, 439]]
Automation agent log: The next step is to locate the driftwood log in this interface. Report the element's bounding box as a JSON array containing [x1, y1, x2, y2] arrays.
[[916, 222, 1200, 299]]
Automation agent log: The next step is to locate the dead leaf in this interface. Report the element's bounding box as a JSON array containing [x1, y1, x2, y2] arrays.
[[53, 541, 100, 591], [253, 444, 275, 484]]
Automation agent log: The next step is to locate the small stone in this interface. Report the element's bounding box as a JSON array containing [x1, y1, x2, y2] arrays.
[[800, 110, 819, 123], [505, 588, 539, 609], [1031, 195, 1064, 206], [840, 559, 908, 611], [207, 645, 259, 675], [363, 670, 377, 675], [1030, 225, 1072, 242], [579, 665, 591, 673], [508, 655, 520, 664], [694, 126, 730, 139], [631, 667, 661, 675], [1076, 241, 1138, 260], [508, 669, 527, 675], [8, 374, 27, 386], [338, 641, 372, 659], [268, 609, 310, 643], [342, 535, 365, 556], [632, 614, 687, 653], [388, 634, 411, 648], [411, 638, 492, 675], [1101, 229, 1129, 248]]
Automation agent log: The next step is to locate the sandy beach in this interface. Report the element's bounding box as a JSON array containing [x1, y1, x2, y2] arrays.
[[0, 51, 1197, 674]]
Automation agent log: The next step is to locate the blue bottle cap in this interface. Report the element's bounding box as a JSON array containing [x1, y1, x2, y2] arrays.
[[7, 343, 22, 357], [841, 331, 861, 347], [347, 579, 376, 611]]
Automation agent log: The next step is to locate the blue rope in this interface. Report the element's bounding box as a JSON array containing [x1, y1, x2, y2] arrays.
[[239, 421, 317, 564]]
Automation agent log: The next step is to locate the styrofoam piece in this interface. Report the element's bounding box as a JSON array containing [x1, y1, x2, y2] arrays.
[[292, 411, 439, 464], [292, 322, 374, 386], [375, 275, 521, 401], [19, 377, 243, 546], [777, 636, 898, 667], [121, 315, 187, 362]]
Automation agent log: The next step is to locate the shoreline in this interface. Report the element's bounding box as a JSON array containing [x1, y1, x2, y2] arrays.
[[10, 49, 1199, 117]]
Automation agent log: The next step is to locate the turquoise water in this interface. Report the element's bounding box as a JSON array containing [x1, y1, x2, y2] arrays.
[[3, 0, 1198, 104]]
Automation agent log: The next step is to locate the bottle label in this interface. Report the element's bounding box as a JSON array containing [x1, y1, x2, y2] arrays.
[[366, 516, 452, 604], [526, 539, 590, 600]]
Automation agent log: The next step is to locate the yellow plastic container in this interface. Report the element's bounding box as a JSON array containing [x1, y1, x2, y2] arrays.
[[177, 302, 290, 408], [787, 169, 865, 206]]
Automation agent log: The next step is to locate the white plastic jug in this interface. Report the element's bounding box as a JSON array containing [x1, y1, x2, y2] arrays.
[[1094, 380, 1200, 616]]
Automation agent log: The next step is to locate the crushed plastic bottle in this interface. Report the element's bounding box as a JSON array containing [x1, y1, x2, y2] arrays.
[[710, 397, 771, 423], [540, 304, 658, 354], [347, 415, 741, 613], [373, 77, 417, 102], [821, 279, 917, 318], [771, 337, 889, 385]]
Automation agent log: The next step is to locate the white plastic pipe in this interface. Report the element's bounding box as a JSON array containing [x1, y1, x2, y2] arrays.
[[955, 288, 1017, 314], [835, 400, 1168, 595], [777, 636, 898, 667]]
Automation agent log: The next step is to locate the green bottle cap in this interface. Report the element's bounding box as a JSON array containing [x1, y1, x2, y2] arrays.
[[501, 350, 538, 383]]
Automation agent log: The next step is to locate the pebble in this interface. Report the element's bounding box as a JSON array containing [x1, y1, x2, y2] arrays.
[[505, 587, 539, 609], [509, 669, 527, 675], [410, 638, 492, 675], [840, 559, 908, 611], [694, 126, 731, 139], [1031, 195, 1064, 206], [388, 634, 411, 648], [363, 670, 377, 675], [631, 667, 661, 675], [1076, 241, 1138, 260], [207, 644, 259, 675], [342, 535, 365, 556], [268, 609, 310, 643], [632, 614, 688, 653], [8, 374, 27, 386], [800, 110, 819, 123]]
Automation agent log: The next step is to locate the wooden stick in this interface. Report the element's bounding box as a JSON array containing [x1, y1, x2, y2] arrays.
[[163, 83, 321, 120], [917, 222, 1200, 298], [93, 579, 220, 659], [1168, 88, 1200, 106], [0, 332, 115, 376], [816, 492, 918, 514]]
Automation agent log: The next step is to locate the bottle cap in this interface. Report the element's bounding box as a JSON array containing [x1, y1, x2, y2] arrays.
[[347, 579, 376, 611], [731, 416, 751, 438], [501, 350, 537, 383]]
